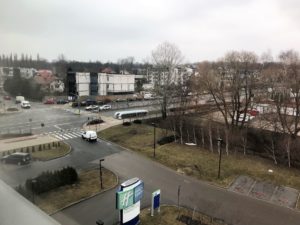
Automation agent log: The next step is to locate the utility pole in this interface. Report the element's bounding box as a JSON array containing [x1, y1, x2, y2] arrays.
[[99, 159, 105, 189]]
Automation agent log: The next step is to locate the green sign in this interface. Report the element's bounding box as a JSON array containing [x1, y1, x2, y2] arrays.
[[116, 189, 134, 209]]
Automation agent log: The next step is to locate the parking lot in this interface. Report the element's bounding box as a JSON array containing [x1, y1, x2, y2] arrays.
[[229, 175, 299, 208]]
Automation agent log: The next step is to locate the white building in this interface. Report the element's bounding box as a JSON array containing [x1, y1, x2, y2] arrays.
[[20, 68, 37, 79], [68, 72, 135, 97]]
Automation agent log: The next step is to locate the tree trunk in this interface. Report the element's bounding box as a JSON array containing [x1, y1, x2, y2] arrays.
[[286, 136, 291, 168], [201, 127, 205, 148], [271, 137, 277, 165], [225, 128, 229, 155], [193, 127, 197, 145], [208, 122, 213, 152], [179, 120, 183, 144]]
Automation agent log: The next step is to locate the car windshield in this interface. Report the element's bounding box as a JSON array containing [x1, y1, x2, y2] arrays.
[[1, 1, 300, 225]]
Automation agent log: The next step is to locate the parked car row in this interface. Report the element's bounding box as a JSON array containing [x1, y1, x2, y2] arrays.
[[44, 98, 69, 104], [85, 104, 112, 111]]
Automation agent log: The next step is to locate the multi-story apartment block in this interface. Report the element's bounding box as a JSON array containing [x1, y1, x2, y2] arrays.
[[67, 72, 135, 97]]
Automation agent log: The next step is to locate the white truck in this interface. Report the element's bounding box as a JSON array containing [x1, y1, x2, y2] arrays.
[[81, 130, 97, 142], [15, 96, 25, 104]]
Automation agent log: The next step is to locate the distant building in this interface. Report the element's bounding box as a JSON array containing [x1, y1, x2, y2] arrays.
[[19, 68, 37, 79], [66, 72, 135, 97]]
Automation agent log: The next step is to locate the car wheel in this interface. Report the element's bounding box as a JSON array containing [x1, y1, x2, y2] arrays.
[[82, 135, 85, 139]]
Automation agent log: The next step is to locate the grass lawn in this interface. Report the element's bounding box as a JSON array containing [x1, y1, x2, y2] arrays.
[[35, 168, 117, 214], [99, 124, 300, 189], [140, 205, 227, 225], [31, 142, 71, 161]]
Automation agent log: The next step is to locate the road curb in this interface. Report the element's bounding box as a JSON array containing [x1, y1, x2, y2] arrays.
[[49, 168, 119, 216]]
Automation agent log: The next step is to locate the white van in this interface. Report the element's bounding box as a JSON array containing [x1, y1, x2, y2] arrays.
[[15, 96, 25, 104], [81, 130, 97, 142], [20, 100, 31, 109]]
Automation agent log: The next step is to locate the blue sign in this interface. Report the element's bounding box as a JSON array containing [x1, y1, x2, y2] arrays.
[[154, 194, 160, 209], [134, 182, 144, 203]]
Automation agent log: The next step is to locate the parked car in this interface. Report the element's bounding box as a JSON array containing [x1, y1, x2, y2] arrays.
[[85, 105, 99, 111], [56, 99, 69, 104], [44, 99, 55, 104], [86, 99, 97, 106], [3, 95, 11, 100], [1, 153, 31, 165], [81, 130, 97, 142], [99, 104, 112, 110], [115, 98, 126, 102], [21, 100, 31, 109]]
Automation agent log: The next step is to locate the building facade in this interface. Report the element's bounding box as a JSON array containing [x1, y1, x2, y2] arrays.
[[67, 72, 135, 97]]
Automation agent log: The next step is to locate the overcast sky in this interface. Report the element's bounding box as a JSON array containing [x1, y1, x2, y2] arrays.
[[0, 0, 300, 63]]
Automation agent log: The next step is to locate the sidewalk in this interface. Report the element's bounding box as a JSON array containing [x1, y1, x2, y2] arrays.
[[0, 135, 57, 153]]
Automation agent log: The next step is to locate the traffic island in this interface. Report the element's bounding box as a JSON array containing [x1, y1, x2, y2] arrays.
[[32, 168, 117, 214], [140, 205, 230, 225], [31, 142, 71, 161]]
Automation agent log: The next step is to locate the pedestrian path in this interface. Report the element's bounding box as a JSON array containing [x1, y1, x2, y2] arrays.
[[41, 128, 84, 141]]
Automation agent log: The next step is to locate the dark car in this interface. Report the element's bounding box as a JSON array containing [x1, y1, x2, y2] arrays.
[[56, 99, 69, 104], [1, 153, 31, 165], [86, 99, 97, 106]]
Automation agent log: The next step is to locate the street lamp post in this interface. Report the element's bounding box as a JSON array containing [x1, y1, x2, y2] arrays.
[[152, 123, 156, 158], [217, 138, 223, 179], [99, 159, 105, 189]]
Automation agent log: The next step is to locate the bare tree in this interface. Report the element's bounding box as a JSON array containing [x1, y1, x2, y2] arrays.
[[197, 51, 259, 155], [271, 50, 300, 167], [151, 42, 183, 119]]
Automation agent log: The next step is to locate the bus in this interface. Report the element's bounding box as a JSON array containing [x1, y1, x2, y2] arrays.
[[114, 109, 148, 120]]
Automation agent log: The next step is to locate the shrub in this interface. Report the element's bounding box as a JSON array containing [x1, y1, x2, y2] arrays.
[[157, 135, 178, 145], [123, 121, 131, 126], [25, 166, 78, 194], [87, 119, 104, 125], [133, 119, 142, 124]]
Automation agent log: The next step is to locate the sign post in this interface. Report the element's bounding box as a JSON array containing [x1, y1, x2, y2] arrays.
[[151, 189, 161, 217]]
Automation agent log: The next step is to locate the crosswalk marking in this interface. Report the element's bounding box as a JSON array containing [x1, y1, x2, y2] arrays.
[[41, 128, 84, 141]]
